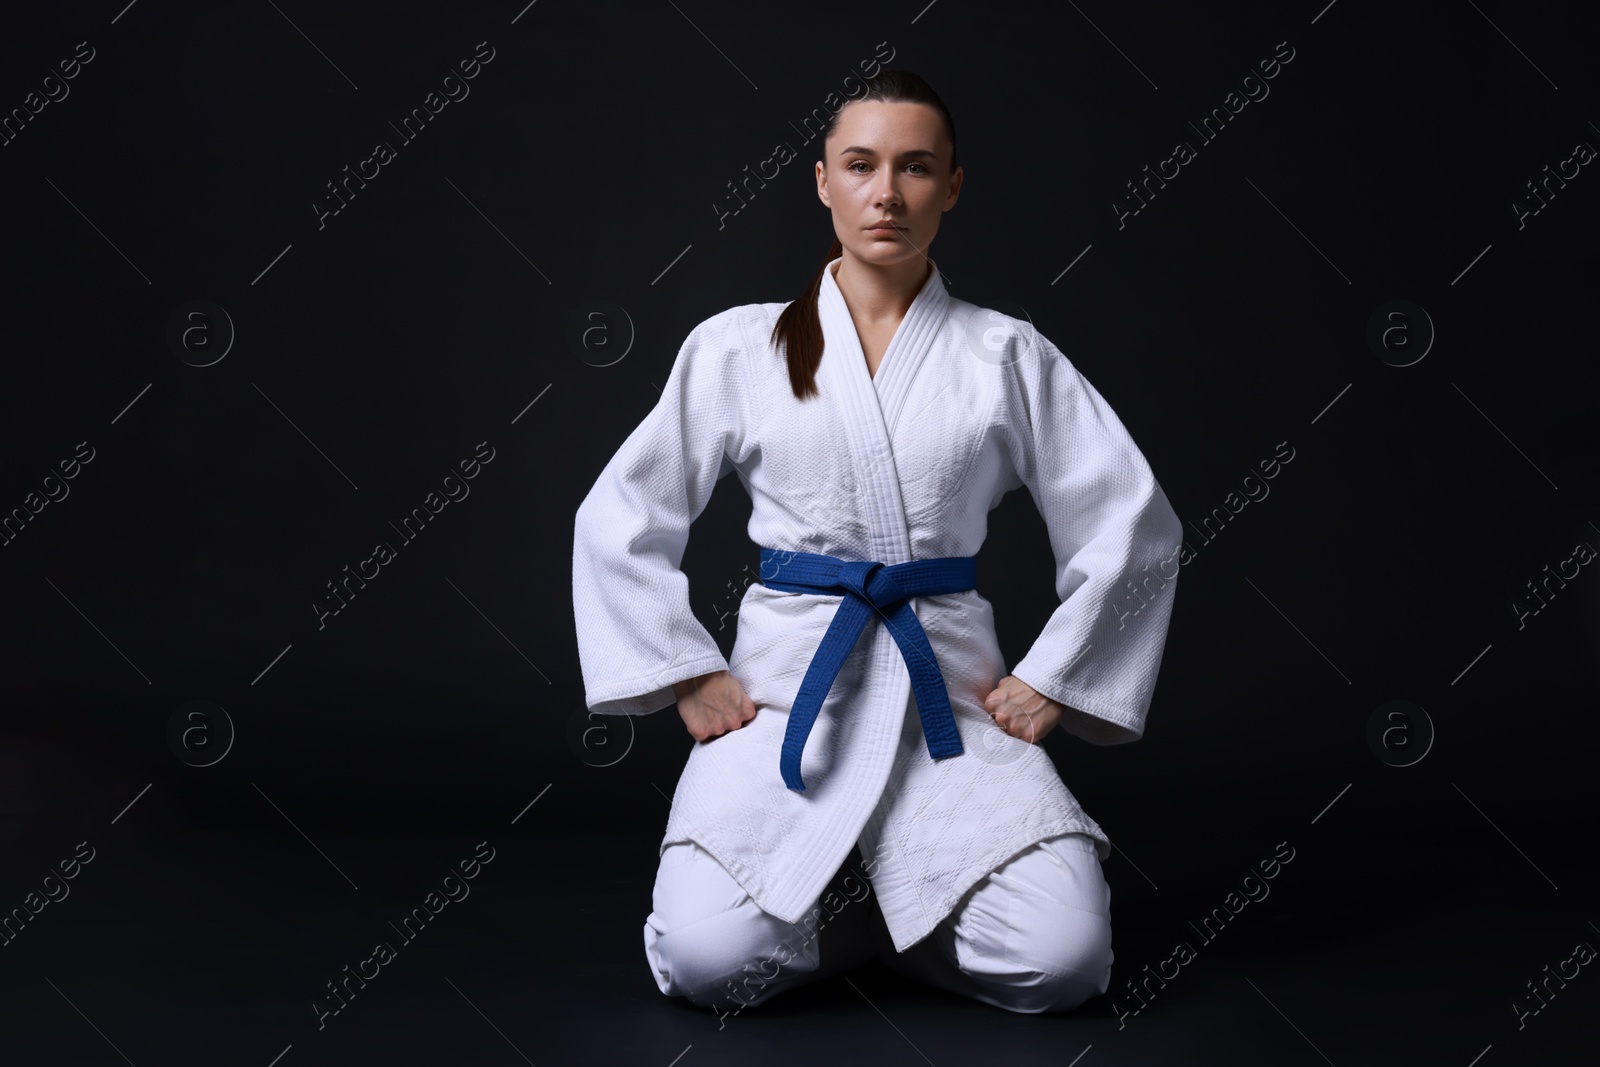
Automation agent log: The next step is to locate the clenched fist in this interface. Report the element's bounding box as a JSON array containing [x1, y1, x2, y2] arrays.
[[982, 674, 1066, 745], [672, 669, 758, 742]]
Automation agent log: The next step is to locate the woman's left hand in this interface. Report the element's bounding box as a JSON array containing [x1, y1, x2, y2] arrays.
[[982, 675, 1065, 745]]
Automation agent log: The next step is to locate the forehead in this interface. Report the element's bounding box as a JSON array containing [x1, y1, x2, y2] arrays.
[[828, 100, 946, 151]]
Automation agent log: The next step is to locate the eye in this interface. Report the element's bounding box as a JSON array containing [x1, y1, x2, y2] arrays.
[[848, 160, 871, 174], [906, 162, 929, 175]]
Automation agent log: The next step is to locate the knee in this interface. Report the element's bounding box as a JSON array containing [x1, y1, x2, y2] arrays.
[[644, 907, 810, 1011], [999, 908, 1114, 1013], [958, 835, 1115, 1013]]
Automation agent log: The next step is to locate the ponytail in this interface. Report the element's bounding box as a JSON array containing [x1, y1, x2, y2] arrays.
[[770, 237, 842, 401]]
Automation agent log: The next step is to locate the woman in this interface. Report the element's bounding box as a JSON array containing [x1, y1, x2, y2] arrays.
[[571, 69, 1184, 1016]]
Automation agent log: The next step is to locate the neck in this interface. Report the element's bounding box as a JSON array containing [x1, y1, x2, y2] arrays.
[[831, 252, 933, 324]]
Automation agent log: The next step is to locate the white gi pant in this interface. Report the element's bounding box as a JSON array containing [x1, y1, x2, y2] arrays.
[[644, 832, 1112, 1015]]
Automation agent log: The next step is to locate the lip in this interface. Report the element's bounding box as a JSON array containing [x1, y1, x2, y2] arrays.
[[865, 222, 905, 232]]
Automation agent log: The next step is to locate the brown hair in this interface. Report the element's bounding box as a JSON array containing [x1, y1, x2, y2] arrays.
[[770, 69, 959, 400]]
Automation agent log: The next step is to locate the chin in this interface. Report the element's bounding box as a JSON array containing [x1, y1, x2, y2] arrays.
[[853, 239, 917, 260]]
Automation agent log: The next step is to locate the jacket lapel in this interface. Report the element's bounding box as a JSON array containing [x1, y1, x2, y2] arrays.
[[868, 260, 952, 440], [817, 257, 951, 565]]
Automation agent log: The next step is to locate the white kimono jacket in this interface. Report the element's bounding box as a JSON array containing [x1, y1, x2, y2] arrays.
[[572, 257, 1183, 952]]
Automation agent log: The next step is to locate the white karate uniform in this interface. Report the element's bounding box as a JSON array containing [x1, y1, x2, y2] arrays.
[[644, 831, 1113, 1016], [572, 256, 1182, 969]]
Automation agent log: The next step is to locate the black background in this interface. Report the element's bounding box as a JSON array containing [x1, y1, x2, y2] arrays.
[[2, 1, 1596, 1063]]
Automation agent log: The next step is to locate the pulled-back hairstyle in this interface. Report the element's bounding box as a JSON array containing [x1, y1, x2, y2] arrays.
[[770, 69, 959, 400]]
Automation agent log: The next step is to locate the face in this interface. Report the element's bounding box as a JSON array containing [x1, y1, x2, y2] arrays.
[[815, 100, 962, 269]]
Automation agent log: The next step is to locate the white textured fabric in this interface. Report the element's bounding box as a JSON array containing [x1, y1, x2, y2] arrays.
[[572, 256, 1182, 952], [644, 832, 1112, 1015]]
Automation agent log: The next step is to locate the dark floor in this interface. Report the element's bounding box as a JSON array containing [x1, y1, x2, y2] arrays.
[[2, 804, 1593, 1066]]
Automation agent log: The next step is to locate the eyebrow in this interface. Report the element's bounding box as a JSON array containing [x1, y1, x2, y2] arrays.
[[836, 146, 941, 159]]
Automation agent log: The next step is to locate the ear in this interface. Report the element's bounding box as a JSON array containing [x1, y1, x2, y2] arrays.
[[815, 160, 830, 207], [944, 164, 964, 211]]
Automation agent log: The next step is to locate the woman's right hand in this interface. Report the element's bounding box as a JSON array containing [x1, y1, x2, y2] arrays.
[[672, 669, 757, 742]]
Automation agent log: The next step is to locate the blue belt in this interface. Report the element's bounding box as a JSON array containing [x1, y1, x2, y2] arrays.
[[758, 547, 974, 791]]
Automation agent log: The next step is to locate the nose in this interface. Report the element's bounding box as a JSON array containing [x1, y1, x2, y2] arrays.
[[873, 168, 903, 209]]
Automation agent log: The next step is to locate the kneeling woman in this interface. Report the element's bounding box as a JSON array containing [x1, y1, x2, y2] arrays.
[[572, 68, 1184, 1015]]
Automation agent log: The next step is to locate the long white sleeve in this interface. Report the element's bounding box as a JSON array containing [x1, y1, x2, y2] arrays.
[[1003, 331, 1184, 745], [571, 309, 754, 716]]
